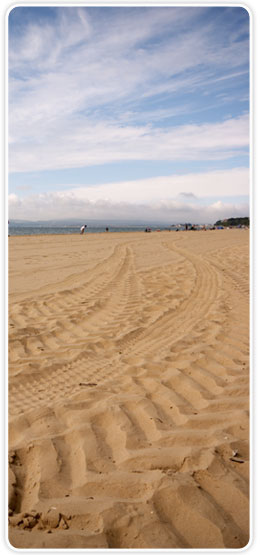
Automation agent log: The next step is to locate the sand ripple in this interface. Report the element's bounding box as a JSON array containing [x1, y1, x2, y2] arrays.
[[8, 229, 249, 549]]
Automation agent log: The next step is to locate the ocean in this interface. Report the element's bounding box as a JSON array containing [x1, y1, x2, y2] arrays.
[[8, 224, 177, 236]]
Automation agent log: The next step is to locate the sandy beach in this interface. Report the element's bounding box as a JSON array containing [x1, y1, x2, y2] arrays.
[[8, 229, 250, 549]]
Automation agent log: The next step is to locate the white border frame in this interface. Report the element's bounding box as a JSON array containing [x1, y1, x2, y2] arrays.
[[2, 2, 258, 554]]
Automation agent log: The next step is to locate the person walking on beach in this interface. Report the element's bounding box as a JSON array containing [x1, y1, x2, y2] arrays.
[[80, 225, 87, 235]]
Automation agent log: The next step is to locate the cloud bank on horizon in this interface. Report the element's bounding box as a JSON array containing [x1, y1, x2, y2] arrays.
[[8, 5, 250, 223]]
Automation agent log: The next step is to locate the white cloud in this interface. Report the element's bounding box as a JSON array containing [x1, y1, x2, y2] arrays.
[[9, 114, 249, 173], [8, 193, 249, 225], [9, 7, 249, 173], [8, 168, 249, 223], [64, 167, 249, 202], [8, 193, 20, 204]]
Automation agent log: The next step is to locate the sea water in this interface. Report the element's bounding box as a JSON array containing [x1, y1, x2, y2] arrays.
[[8, 224, 177, 236]]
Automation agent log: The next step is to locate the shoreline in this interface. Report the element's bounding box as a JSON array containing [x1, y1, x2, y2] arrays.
[[8, 227, 249, 238]]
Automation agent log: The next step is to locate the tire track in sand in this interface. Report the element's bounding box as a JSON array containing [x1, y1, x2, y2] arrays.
[[9, 232, 249, 549]]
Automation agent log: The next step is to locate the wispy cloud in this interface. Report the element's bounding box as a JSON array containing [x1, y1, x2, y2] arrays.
[[8, 6, 250, 223], [9, 114, 249, 173], [9, 7, 249, 173], [8, 168, 249, 223], [8, 191, 249, 225], [58, 167, 249, 203]]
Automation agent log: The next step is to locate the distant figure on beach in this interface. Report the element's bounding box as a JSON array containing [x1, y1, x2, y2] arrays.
[[106, 227, 109, 232], [80, 225, 87, 235]]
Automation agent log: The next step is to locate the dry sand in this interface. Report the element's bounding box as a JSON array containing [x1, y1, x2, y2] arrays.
[[8, 229, 250, 549]]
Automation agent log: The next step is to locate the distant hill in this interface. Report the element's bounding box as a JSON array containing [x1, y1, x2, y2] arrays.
[[215, 217, 249, 227], [8, 218, 169, 227]]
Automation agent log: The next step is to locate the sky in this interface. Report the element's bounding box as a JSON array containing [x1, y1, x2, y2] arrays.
[[8, 5, 250, 224]]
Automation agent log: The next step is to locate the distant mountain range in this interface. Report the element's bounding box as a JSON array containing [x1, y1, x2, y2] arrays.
[[8, 218, 169, 227], [8, 219, 156, 227], [9, 217, 250, 228]]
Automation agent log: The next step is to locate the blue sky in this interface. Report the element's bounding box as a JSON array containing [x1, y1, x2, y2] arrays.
[[8, 5, 250, 223]]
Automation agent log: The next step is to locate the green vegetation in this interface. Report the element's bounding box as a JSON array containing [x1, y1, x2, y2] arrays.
[[215, 217, 249, 227]]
